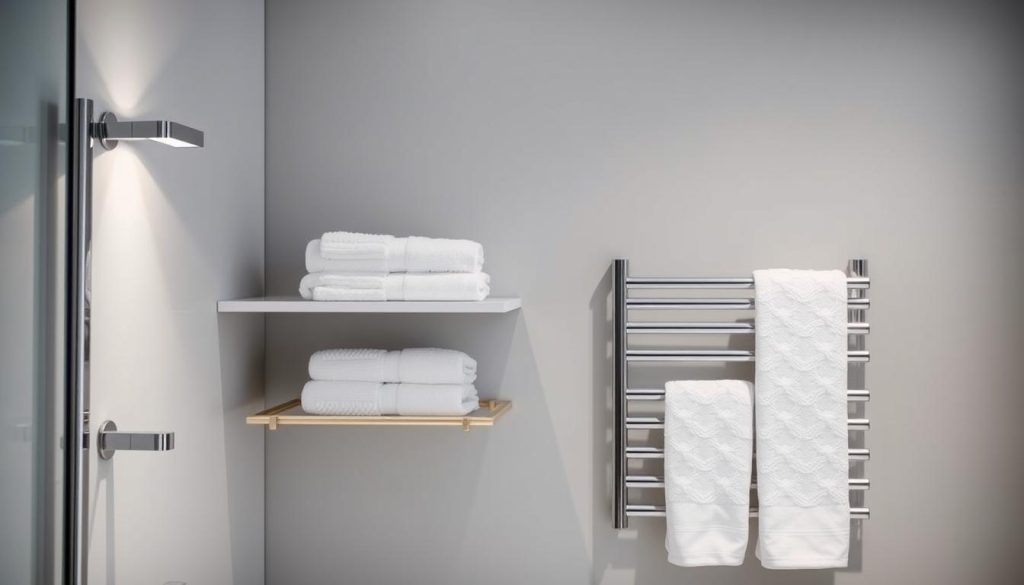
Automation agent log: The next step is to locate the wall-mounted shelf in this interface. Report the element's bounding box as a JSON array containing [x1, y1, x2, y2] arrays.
[[218, 296, 521, 313], [247, 398, 512, 431]]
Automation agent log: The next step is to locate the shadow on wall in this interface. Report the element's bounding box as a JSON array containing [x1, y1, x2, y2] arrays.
[[88, 453, 115, 585], [589, 264, 857, 584], [216, 313, 266, 585]]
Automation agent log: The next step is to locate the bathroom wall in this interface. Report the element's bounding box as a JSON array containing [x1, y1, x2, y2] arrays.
[[78, 1, 265, 584], [265, 1, 1024, 584]]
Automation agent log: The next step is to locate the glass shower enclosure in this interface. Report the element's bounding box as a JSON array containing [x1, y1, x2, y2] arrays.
[[1, 0, 71, 583]]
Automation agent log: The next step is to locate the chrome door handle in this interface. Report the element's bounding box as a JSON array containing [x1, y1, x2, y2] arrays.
[[97, 420, 175, 460]]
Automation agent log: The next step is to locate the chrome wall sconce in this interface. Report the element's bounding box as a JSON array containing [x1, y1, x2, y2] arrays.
[[93, 111, 204, 149]]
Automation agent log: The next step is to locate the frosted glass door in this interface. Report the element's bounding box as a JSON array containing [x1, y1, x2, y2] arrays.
[[0, 0, 70, 583]]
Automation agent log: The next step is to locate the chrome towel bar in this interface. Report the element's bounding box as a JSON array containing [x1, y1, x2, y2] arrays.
[[625, 388, 870, 402], [625, 505, 871, 520], [625, 416, 870, 431], [624, 446, 872, 461], [626, 321, 869, 334], [625, 349, 869, 362], [626, 276, 870, 290], [626, 297, 870, 310], [625, 476, 871, 490]]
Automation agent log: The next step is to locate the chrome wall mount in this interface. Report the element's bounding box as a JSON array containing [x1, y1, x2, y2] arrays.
[[63, 97, 202, 585], [611, 258, 871, 529]]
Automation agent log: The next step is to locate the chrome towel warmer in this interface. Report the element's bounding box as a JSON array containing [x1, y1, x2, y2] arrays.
[[612, 258, 871, 528]]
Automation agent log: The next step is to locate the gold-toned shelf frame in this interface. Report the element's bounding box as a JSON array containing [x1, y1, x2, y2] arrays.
[[247, 398, 512, 431]]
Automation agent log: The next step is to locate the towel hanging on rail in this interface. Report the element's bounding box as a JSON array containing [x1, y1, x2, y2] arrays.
[[753, 269, 850, 569], [664, 380, 753, 567]]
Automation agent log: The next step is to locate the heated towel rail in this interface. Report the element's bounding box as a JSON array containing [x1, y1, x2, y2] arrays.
[[612, 258, 871, 528]]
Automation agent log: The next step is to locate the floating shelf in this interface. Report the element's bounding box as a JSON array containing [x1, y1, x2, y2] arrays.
[[247, 398, 512, 431], [218, 296, 521, 314]]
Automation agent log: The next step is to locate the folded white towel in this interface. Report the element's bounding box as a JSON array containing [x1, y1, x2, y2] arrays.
[[307, 232, 485, 274], [305, 240, 393, 274], [308, 272, 490, 302], [300, 380, 479, 416], [299, 272, 386, 299], [664, 380, 753, 567], [308, 348, 477, 385], [753, 269, 850, 569]]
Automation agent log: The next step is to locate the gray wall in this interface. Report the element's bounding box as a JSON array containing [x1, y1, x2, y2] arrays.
[[78, 1, 266, 584], [265, 1, 1024, 584]]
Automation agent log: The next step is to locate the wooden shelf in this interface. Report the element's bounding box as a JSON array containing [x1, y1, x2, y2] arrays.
[[247, 398, 512, 431], [218, 296, 521, 314]]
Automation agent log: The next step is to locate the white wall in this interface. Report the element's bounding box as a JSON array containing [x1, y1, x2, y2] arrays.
[[265, 1, 1024, 584], [77, 1, 266, 583]]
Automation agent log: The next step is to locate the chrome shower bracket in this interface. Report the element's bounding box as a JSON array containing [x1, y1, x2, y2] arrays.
[[96, 112, 119, 150]]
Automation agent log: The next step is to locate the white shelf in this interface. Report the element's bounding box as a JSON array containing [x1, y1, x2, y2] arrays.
[[217, 295, 522, 314]]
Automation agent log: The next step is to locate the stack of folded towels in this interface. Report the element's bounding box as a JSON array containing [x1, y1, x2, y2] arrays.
[[300, 348, 480, 416], [300, 231, 490, 301]]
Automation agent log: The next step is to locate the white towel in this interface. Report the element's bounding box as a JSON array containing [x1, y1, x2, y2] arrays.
[[753, 269, 850, 569], [664, 380, 753, 567], [300, 380, 479, 416], [309, 272, 490, 302], [308, 348, 477, 384], [299, 272, 386, 299], [307, 232, 485, 273], [305, 240, 393, 274]]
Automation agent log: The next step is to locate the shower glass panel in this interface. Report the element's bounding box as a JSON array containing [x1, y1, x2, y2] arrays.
[[0, 0, 70, 583]]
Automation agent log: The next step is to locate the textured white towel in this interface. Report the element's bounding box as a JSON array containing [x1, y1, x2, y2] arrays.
[[308, 348, 477, 384], [308, 232, 485, 273], [753, 269, 850, 569], [299, 272, 386, 299], [665, 380, 753, 567], [300, 380, 479, 416], [309, 272, 490, 302], [305, 240, 393, 274]]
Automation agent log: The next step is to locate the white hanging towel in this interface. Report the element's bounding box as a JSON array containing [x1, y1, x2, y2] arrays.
[[753, 269, 850, 569], [300, 380, 479, 416], [306, 272, 490, 302], [308, 348, 477, 385], [306, 232, 484, 273], [664, 380, 753, 567]]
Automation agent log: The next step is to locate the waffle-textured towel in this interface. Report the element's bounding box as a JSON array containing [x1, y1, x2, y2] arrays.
[[300, 380, 479, 416], [308, 348, 477, 385], [306, 232, 484, 274], [664, 380, 753, 566], [306, 272, 490, 301], [305, 240, 390, 274], [299, 272, 384, 299], [753, 269, 850, 569]]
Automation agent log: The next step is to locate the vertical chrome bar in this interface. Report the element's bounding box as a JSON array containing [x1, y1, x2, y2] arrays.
[[613, 259, 628, 529], [848, 259, 868, 365], [848, 258, 868, 518], [63, 97, 92, 585]]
